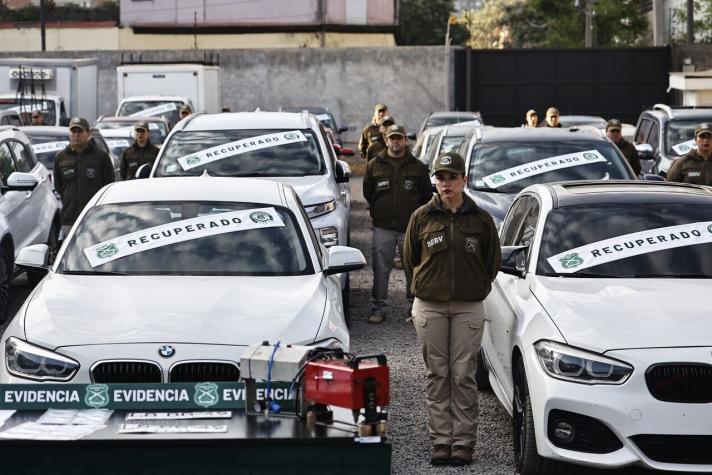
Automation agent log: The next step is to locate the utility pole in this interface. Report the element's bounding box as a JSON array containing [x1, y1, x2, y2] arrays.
[[686, 0, 694, 44], [584, 0, 594, 48], [39, 0, 46, 52], [652, 0, 664, 46], [193, 11, 198, 50]]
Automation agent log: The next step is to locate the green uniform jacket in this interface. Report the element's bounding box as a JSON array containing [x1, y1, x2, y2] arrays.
[[53, 143, 115, 226], [358, 122, 380, 159], [120, 141, 160, 180], [615, 138, 641, 176], [363, 150, 432, 232], [366, 138, 386, 161], [667, 149, 712, 186], [404, 193, 501, 303]]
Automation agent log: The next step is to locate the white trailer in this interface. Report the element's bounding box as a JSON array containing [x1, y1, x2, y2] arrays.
[[116, 63, 220, 114], [0, 57, 98, 126]]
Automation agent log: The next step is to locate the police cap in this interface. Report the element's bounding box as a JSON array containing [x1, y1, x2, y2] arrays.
[[432, 151, 466, 176]]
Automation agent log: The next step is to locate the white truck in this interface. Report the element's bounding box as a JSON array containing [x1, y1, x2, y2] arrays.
[[116, 63, 220, 119], [0, 58, 98, 126]]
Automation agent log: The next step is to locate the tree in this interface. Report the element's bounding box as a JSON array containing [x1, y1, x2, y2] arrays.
[[399, 0, 469, 46], [671, 0, 712, 43]]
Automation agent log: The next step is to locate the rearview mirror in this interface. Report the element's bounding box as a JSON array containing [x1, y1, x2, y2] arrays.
[[635, 143, 654, 160], [500, 245, 528, 278], [1, 172, 37, 194], [324, 246, 365, 275]]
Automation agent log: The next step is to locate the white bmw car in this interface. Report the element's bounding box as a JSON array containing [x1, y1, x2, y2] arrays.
[[481, 180, 712, 473], [0, 176, 363, 384]]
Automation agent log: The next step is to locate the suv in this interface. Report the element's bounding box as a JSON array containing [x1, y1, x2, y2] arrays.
[[146, 112, 353, 311], [0, 127, 61, 317], [633, 104, 712, 176]]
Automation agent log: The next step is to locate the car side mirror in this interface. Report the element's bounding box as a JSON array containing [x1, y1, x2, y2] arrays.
[[1, 172, 38, 194], [323, 246, 365, 275], [136, 163, 152, 179], [635, 143, 654, 160], [500, 245, 528, 278], [16, 244, 50, 270], [335, 160, 351, 183]]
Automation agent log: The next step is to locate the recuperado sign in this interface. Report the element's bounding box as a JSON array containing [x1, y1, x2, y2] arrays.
[[547, 221, 712, 273], [176, 130, 308, 171], [482, 150, 607, 189], [31, 141, 68, 154], [672, 139, 696, 156], [83, 207, 284, 267], [0, 382, 294, 410], [130, 102, 177, 117]]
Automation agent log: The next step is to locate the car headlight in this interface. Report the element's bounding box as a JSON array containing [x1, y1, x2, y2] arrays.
[[534, 340, 632, 385], [305, 200, 336, 219], [5, 337, 79, 381]]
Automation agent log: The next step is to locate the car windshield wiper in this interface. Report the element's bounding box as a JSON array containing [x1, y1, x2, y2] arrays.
[[469, 186, 509, 193], [632, 273, 712, 279], [542, 271, 624, 278], [61, 270, 127, 276]]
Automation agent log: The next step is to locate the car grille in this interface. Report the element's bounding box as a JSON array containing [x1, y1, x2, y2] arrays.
[[632, 435, 712, 464], [645, 363, 712, 403], [92, 361, 162, 383], [169, 362, 240, 382]]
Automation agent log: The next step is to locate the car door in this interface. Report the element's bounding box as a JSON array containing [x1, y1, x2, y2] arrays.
[[486, 194, 540, 397], [0, 142, 27, 252]]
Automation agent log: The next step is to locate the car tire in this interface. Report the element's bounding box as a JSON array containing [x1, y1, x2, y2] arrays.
[[475, 348, 491, 391], [341, 275, 351, 328], [513, 359, 566, 475], [0, 247, 12, 321]]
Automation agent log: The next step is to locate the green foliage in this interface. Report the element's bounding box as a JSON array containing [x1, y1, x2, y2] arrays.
[[1, 1, 119, 23], [671, 0, 712, 43], [399, 0, 469, 46]]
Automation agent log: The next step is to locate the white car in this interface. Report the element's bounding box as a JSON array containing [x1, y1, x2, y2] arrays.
[[1, 176, 364, 384], [146, 111, 353, 317], [481, 180, 712, 473], [0, 127, 61, 316]]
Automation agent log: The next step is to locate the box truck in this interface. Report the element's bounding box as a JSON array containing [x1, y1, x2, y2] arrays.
[[0, 57, 98, 126]]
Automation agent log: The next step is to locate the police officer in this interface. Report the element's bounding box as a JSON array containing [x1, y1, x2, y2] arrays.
[[53, 117, 115, 237], [363, 124, 431, 324], [359, 103, 388, 159], [541, 107, 561, 128], [31, 111, 45, 126], [120, 121, 160, 180], [667, 122, 712, 186], [606, 119, 641, 176], [404, 151, 500, 466], [523, 109, 538, 128], [365, 115, 395, 161]]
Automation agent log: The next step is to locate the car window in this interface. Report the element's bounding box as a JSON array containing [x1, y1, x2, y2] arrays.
[[537, 203, 712, 277], [646, 122, 660, 153], [634, 118, 652, 144], [156, 129, 326, 178], [8, 140, 34, 172], [665, 118, 712, 155], [468, 140, 633, 193], [25, 133, 68, 170], [513, 198, 540, 248], [500, 196, 530, 246], [0, 143, 17, 183], [57, 201, 313, 276]]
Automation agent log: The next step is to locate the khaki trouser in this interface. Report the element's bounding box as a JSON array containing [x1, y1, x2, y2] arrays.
[[412, 297, 485, 448], [371, 227, 411, 312]]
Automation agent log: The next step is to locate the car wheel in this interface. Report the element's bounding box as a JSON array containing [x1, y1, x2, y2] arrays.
[[341, 275, 351, 329], [513, 359, 566, 475], [475, 348, 491, 391], [0, 247, 12, 321]]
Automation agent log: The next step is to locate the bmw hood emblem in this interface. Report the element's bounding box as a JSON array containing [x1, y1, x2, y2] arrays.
[[158, 345, 175, 358]]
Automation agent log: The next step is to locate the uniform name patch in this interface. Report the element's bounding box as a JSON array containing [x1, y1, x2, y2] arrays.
[[31, 141, 68, 154], [547, 221, 712, 274], [129, 102, 178, 117], [83, 207, 284, 267], [482, 150, 607, 189], [671, 139, 696, 156], [177, 131, 308, 171], [427, 235, 444, 248], [687, 171, 702, 177]]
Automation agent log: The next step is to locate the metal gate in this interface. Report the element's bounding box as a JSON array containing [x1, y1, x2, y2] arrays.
[[454, 47, 671, 127]]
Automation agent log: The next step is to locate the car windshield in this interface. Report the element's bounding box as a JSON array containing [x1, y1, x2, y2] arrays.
[[665, 118, 712, 156], [0, 99, 56, 125], [537, 203, 712, 278], [428, 134, 467, 169], [117, 100, 184, 125], [95, 121, 169, 144], [468, 140, 632, 193], [156, 129, 326, 177], [57, 201, 312, 276]]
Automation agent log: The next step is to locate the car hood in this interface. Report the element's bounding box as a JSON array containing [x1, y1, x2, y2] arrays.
[[23, 273, 326, 349], [465, 189, 516, 222], [257, 175, 334, 206], [531, 277, 712, 351]]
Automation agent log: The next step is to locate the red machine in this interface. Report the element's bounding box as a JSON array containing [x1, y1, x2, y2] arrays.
[[304, 354, 389, 424]]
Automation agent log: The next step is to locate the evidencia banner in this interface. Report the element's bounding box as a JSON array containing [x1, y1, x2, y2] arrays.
[[547, 221, 712, 274], [83, 207, 284, 267], [0, 382, 294, 411]]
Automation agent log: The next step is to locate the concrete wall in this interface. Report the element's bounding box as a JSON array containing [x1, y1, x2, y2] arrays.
[[0, 47, 448, 142]]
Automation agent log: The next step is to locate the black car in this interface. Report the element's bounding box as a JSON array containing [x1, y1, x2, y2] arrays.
[[417, 111, 482, 138], [633, 104, 712, 176], [457, 127, 643, 228]]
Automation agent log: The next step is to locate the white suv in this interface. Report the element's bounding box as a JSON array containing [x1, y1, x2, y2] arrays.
[[0, 127, 61, 317], [146, 112, 353, 315]]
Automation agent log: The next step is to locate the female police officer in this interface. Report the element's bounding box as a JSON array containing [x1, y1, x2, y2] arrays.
[[403, 151, 500, 466]]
